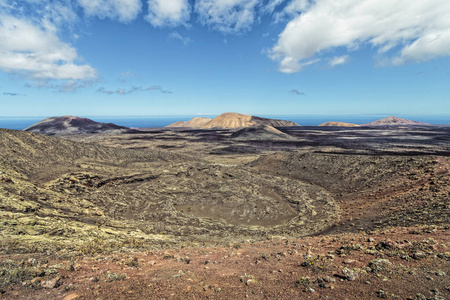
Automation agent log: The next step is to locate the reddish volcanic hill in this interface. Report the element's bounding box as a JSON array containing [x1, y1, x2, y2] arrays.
[[24, 116, 130, 135], [168, 112, 300, 129], [364, 116, 429, 126]]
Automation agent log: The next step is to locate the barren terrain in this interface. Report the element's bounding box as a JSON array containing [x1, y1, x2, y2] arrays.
[[1, 125, 449, 299]]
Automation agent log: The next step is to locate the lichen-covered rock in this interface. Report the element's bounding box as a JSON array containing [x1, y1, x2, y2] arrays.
[[368, 259, 391, 272]]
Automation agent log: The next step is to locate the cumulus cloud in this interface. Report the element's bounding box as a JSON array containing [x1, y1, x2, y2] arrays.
[[270, 0, 450, 73], [97, 85, 172, 95], [146, 0, 190, 27], [273, 0, 309, 22], [77, 0, 142, 23], [195, 0, 260, 34], [329, 55, 350, 67], [0, 15, 97, 85], [169, 31, 192, 45], [289, 89, 305, 95]]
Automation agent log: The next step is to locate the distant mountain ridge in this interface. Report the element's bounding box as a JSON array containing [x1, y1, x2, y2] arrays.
[[319, 122, 360, 127], [167, 112, 300, 129], [364, 116, 429, 126], [24, 116, 130, 135]]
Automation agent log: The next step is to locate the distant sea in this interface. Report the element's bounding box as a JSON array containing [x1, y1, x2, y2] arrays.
[[1, 115, 450, 130]]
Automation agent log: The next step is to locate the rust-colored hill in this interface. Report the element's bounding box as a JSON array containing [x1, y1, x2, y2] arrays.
[[364, 116, 429, 126], [319, 122, 360, 127], [199, 112, 299, 129], [166, 117, 212, 128], [24, 116, 130, 135]]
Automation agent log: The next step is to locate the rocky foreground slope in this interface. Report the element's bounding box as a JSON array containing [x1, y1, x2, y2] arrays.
[[0, 129, 338, 252], [1, 127, 449, 299]]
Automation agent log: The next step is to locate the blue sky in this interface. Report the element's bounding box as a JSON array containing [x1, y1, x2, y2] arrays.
[[0, 0, 449, 117]]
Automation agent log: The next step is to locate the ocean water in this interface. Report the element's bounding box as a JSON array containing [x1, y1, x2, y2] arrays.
[[1, 115, 450, 130]]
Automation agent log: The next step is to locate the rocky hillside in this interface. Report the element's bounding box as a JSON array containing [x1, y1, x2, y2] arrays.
[[166, 117, 212, 128], [231, 125, 292, 140], [24, 116, 130, 135], [185, 112, 300, 129], [0, 128, 338, 254], [364, 116, 429, 126], [167, 113, 299, 129]]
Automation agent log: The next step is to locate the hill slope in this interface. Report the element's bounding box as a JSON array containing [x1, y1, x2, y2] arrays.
[[231, 125, 292, 140], [364, 116, 429, 126], [166, 117, 212, 128], [200, 112, 299, 129], [24, 116, 130, 135]]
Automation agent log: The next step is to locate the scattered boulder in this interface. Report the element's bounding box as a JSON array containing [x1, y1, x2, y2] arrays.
[[342, 268, 358, 281], [63, 294, 80, 300], [41, 276, 61, 289], [368, 259, 391, 272]]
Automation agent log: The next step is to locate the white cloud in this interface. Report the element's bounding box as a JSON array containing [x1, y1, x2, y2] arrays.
[[146, 0, 190, 27], [195, 0, 260, 34], [43, 2, 79, 26], [169, 31, 192, 46], [329, 55, 349, 67], [77, 0, 142, 23], [270, 0, 450, 73], [263, 0, 286, 14], [278, 57, 320, 73], [0, 15, 97, 83], [273, 0, 309, 22]]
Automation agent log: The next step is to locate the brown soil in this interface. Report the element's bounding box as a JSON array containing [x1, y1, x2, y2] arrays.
[[1, 226, 449, 299]]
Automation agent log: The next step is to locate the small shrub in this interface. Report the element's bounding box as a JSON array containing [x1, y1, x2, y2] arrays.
[[301, 254, 330, 272], [124, 257, 139, 268], [0, 261, 36, 287], [106, 271, 127, 281], [295, 276, 313, 292]]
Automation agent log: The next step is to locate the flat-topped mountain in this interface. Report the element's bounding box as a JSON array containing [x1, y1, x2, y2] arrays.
[[364, 116, 429, 126], [319, 122, 360, 127], [166, 117, 212, 128], [167, 112, 300, 129], [24, 116, 130, 135]]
